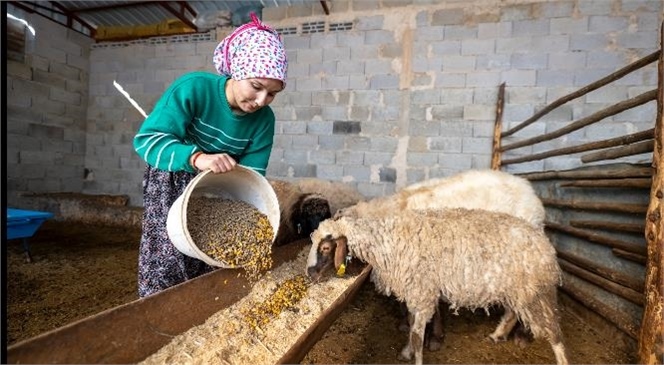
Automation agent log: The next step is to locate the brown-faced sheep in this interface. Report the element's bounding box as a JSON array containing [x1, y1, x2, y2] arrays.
[[306, 209, 568, 365]]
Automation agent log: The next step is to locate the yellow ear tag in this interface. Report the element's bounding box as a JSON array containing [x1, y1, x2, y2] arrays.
[[336, 264, 346, 277]]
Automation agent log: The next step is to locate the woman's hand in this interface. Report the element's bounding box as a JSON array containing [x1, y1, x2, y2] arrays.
[[191, 152, 237, 173]]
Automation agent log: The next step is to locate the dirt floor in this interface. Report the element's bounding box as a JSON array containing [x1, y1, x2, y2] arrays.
[[6, 219, 638, 364]]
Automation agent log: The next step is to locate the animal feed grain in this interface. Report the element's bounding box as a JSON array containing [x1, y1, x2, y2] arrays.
[[187, 196, 273, 282]]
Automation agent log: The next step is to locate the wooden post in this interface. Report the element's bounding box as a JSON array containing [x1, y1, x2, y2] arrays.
[[491, 82, 505, 170], [638, 21, 664, 365]]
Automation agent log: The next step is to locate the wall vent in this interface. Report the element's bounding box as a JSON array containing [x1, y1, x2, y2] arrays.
[[329, 22, 353, 32], [302, 21, 325, 34], [91, 30, 214, 49]]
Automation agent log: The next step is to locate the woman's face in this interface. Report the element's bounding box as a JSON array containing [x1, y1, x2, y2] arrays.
[[229, 77, 284, 114]]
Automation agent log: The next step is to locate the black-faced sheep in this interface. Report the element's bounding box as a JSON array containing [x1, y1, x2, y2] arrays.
[[306, 209, 568, 365], [268, 179, 331, 246], [295, 178, 366, 216]]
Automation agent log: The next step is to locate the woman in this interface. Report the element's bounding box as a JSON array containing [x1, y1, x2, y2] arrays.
[[133, 13, 288, 298]]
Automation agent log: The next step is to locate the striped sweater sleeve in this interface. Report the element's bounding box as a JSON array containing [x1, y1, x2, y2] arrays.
[[133, 90, 199, 173]]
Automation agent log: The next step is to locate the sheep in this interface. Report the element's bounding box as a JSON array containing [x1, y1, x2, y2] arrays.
[[337, 169, 545, 229], [306, 209, 569, 365], [268, 179, 332, 246], [334, 169, 546, 348], [295, 178, 366, 216]]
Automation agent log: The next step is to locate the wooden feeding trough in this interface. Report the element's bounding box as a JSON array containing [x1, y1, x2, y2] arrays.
[[6, 238, 370, 364]]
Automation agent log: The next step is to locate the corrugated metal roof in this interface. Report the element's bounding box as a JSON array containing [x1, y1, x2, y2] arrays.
[[8, 1, 325, 41]]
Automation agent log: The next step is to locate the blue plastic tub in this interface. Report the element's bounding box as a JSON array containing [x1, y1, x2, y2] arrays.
[[7, 208, 54, 240]]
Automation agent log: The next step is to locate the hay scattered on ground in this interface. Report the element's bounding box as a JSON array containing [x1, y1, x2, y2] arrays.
[[140, 245, 357, 365]]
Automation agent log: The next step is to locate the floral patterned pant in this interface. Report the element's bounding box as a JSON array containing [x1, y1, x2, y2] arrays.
[[137, 166, 215, 298]]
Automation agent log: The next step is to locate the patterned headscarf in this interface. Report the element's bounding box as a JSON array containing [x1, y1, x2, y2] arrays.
[[213, 13, 288, 87]]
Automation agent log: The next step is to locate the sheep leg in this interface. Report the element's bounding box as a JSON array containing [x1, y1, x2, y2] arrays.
[[489, 307, 518, 342], [399, 310, 428, 365], [524, 290, 569, 365], [426, 303, 444, 351]]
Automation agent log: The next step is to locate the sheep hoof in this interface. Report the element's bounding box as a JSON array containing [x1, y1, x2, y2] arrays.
[[488, 334, 507, 343], [427, 337, 442, 351], [397, 346, 413, 362]]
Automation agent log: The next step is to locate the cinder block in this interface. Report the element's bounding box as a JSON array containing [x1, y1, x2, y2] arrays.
[[501, 70, 536, 86], [434, 72, 466, 87], [427, 137, 463, 153], [309, 150, 336, 164], [441, 55, 476, 71], [513, 19, 549, 36], [407, 152, 438, 166], [570, 33, 606, 51], [549, 52, 586, 70], [356, 15, 384, 30], [477, 54, 511, 70], [551, 18, 589, 35], [464, 104, 495, 120], [365, 30, 394, 45], [444, 25, 478, 40], [461, 39, 495, 56], [415, 26, 445, 42], [343, 165, 371, 182], [369, 74, 399, 90], [461, 137, 492, 154], [431, 8, 464, 26], [438, 153, 473, 169], [578, 1, 613, 16]]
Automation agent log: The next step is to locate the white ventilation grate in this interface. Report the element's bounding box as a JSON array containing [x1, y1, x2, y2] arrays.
[[329, 22, 353, 32], [302, 21, 325, 34], [91, 30, 215, 49]]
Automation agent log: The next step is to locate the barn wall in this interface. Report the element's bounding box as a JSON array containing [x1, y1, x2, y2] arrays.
[[6, 6, 94, 207], [5, 0, 662, 208]]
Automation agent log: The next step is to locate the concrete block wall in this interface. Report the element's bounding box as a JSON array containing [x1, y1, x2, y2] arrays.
[[6, 0, 662, 207], [6, 7, 94, 207]]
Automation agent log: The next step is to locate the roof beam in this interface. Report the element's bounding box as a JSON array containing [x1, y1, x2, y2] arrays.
[[320, 1, 329, 15], [158, 1, 198, 31], [49, 1, 96, 35]]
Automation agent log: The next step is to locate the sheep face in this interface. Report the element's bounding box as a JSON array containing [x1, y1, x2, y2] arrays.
[[293, 194, 332, 237], [306, 220, 348, 283]]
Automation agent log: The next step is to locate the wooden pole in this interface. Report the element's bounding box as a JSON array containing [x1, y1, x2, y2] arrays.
[[570, 219, 646, 234], [502, 50, 660, 138], [558, 259, 643, 305], [541, 198, 649, 215], [560, 178, 652, 189], [546, 221, 648, 256], [491, 82, 506, 170], [501, 89, 657, 152], [502, 128, 654, 166], [519, 163, 653, 181], [557, 250, 645, 292], [638, 20, 664, 365], [613, 248, 647, 265], [581, 140, 655, 163], [560, 274, 640, 339]]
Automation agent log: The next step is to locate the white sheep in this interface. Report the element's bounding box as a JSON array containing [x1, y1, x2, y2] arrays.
[[295, 178, 366, 216], [335, 169, 546, 348], [337, 169, 545, 229], [268, 179, 331, 246], [307, 209, 568, 365]]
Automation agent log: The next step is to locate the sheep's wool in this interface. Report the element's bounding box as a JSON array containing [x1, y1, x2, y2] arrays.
[[139, 246, 358, 365]]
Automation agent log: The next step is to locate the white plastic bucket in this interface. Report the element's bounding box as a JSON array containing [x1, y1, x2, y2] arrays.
[[166, 166, 280, 267]]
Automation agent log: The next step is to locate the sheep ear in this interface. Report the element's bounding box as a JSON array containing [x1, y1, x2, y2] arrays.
[[333, 237, 348, 270]]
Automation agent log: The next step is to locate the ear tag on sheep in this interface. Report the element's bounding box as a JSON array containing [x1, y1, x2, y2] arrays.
[[336, 254, 352, 277]]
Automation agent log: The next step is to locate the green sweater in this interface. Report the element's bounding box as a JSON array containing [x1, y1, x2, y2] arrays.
[[133, 71, 275, 175]]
